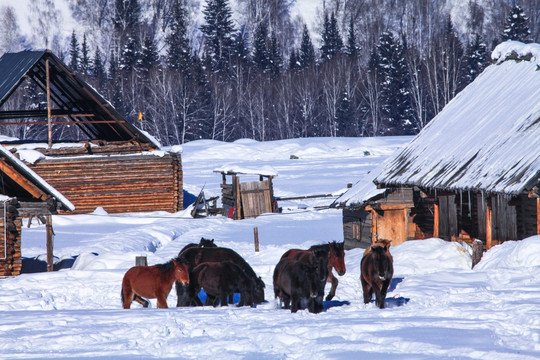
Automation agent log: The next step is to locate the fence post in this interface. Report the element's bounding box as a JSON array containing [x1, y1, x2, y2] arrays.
[[254, 227, 259, 252], [136, 256, 148, 267]]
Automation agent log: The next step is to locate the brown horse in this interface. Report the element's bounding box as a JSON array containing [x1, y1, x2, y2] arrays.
[[121, 258, 189, 309], [176, 247, 265, 307], [280, 241, 346, 301], [189, 261, 254, 307], [360, 244, 393, 309]]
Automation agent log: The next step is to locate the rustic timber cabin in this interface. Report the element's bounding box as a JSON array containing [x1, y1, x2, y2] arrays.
[[215, 166, 278, 219], [335, 41, 540, 250], [0, 50, 182, 214], [0, 143, 74, 276]]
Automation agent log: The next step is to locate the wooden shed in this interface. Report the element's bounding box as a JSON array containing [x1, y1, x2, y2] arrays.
[[0, 50, 182, 214], [214, 166, 278, 219], [0, 143, 74, 276], [336, 41, 540, 250]]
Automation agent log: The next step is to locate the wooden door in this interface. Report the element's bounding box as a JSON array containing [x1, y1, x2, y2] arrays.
[[240, 180, 272, 218], [372, 208, 408, 245]]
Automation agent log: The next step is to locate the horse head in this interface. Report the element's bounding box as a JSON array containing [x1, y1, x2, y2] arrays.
[[199, 237, 217, 248], [329, 241, 346, 276], [172, 258, 190, 285], [370, 246, 393, 281]]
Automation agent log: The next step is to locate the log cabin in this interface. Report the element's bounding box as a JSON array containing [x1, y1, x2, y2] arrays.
[[0, 50, 182, 214], [335, 41, 540, 250], [0, 143, 74, 276]]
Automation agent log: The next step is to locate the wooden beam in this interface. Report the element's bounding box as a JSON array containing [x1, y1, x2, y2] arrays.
[[46, 215, 53, 272], [486, 200, 493, 249], [537, 198, 540, 235], [433, 201, 440, 238], [46, 59, 52, 149], [0, 159, 48, 200]]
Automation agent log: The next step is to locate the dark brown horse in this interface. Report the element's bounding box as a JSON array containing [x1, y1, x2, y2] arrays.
[[360, 245, 393, 309], [121, 258, 189, 309], [190, 261, 254, 307], [273, 257, 320, 313], [280, 241, 346, 300], [176, 247, 265, 306], [179, 237, 217, 255]]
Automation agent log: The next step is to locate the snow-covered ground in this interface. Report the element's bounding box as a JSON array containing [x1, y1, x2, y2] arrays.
[[1, 136, 540, 359]]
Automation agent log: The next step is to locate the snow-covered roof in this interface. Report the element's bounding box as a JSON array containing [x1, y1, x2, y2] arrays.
[[373, 41, 540, 196], [333, 163, 387, 207], [0, 145, 75, 211], [213, 165, 278, 177]]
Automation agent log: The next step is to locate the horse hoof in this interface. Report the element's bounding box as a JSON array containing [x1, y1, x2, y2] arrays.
[[325, 294, 334, 301]]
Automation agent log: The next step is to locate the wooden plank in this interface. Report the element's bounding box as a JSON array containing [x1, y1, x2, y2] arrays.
[[433, 202, 439, 238], [537, 198, 540, 235], [486, 201, 493, 249]]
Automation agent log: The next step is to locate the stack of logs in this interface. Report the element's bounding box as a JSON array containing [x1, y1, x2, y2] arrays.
[[0, 198, 22, 276]]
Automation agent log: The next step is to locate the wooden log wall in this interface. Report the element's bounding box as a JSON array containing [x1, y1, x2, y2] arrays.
[[342, 208, 371, 250], [27, 153, 183, 214], [0, 198, 22, 276]]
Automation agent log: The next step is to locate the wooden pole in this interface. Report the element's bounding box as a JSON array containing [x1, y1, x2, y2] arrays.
[[486, 200, 492, 249], [537, 198, 540, 235], [46, 215, 54, 272], [433, 202, 440, 238], [135, 256, 147, 266], [253, 227, 259, 252], [46, 59, 52, 149]]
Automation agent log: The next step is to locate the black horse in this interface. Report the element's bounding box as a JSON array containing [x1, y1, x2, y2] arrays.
[[179, 237, 217, 256], [360, 245, 394, 309], [290, 246, 329, 313], [176, 246, 265, 306], [273, 257, 320, 313], [190, 261, 254, 307]]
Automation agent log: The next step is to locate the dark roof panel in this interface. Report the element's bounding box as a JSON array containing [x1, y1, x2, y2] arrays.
[[0, 50, 156, 146]]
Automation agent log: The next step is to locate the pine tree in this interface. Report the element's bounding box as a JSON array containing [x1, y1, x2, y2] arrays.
[[502, 4, 531, 43], [80, 34, 90, 75], [252, 21, 270, 72], [336, 90, 353, 136], [137, 34, 160, 75], [165, 0, 192, 74], [108, 50, 124, 115], [320, 11, 343, 60], [231, 29, 250, 67], [200, 0, 236, 73], [298, 24, 315, 69], [289, 49, 299, 71], [92, 48, 105, 80], [376, 31, 414, 135], [119, 36, 138, 73], [69, 30, 79, 72], [345, 17, 358, 58], [268, 31, 282, 77], [460, 33, 488, 87]]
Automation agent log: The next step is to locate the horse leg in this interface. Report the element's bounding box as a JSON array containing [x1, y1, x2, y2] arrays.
[[220, 293, 228, 307], [134, 294, 150, 308], [325, 274, 338, 301], [121, 285, 133, 309], [361, 277, 373, 304], [282, 293, 291, 309], [376, 279, 391, 309], [290, 294, 299, 313], [156, 294, 169, 309]]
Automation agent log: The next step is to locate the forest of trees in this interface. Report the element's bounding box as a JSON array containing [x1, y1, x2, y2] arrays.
[[1, 0, 539, 145]]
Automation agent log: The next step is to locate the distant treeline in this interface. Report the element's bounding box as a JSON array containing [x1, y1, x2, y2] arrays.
[[1, 0, 538, 144]]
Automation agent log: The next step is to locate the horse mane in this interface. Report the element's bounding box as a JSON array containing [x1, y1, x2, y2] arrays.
[[308, 243, 330, 252], [154, 259, 176, 273], [155, 257, 187, 273]]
